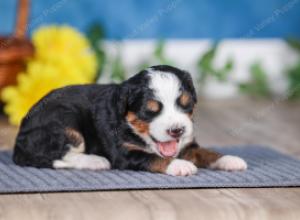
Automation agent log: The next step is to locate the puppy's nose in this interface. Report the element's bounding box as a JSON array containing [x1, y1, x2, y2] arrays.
[[167, 127, 185, 138]]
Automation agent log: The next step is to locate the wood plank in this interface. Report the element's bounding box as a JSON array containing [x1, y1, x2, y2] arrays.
[[1, 188, 300, 220]]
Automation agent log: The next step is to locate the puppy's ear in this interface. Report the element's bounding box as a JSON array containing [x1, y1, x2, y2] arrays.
[[182, 70, 197, 104], [116, 85, 130, 116], [119, 69, 149, 113]]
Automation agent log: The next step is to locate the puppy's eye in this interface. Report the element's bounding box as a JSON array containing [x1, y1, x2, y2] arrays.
[[177, 91, 193, 113], [178, 92, 191, 107], [146, 100, 160, 113]]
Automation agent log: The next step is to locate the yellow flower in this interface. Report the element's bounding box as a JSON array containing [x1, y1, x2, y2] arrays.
[[1, 25, 98, 125], [33, 26, 97, 81]]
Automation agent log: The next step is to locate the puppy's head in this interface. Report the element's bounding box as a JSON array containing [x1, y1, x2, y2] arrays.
[[122, 65, 197, 157]]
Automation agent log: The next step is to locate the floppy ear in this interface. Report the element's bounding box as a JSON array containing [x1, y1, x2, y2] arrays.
[[117, 69, 149, 115], [115, 85, 130, 117], [116, 80, 143, 117], [182, 70, 197, 104]]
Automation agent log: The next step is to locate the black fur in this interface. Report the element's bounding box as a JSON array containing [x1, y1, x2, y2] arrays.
[[13, 65, 197, 171]]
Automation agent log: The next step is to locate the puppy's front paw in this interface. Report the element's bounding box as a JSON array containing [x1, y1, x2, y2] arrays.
[[209, 155, 247, 171], [166, 159, 197, 176]]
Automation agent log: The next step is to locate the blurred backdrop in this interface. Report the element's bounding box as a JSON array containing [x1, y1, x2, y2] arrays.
[[1, 0, 300, 38], [0, 0, 300, 125]]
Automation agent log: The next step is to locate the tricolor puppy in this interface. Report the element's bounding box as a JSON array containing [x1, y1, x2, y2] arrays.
[[13, 65, 247, 176]]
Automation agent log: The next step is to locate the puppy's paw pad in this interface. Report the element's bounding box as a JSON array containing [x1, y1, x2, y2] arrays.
[[210, 155, 247, 171], [166, 159, 197, 176]]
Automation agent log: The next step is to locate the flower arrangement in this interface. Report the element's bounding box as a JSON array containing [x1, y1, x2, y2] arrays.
[[1, 25, 97, 125], [1, 23, 299, 126]]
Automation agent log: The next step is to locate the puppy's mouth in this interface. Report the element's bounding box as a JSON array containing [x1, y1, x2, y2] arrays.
[[150, 135, 178, 157]]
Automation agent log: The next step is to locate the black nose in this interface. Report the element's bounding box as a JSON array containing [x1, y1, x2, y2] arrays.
[[167, 127, 185, 138]]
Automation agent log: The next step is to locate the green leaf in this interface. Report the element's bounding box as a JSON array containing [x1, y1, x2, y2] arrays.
[[87, 23, 105, 47], [286, 38, 300, 53], [238, 62, 271, 98], [284, 38, 300, 100], [111, 50, 126, 82], [154, 40, 164, 59], [197, 45, 217, 71], [86, 23, 106, 81], [153, 40, 174, 65], [196, 42, 233, 85], [287, 61, 300, 99]]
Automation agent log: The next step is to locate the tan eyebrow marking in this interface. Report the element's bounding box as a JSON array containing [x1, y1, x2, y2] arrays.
[[146, 100, 160, 112], [179, 91, 190, 106]]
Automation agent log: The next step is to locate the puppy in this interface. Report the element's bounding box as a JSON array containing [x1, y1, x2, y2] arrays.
[[13, 65, 247, 176]]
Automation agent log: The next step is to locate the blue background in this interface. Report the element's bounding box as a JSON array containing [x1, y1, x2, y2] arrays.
[[1, 0, 300, 39]]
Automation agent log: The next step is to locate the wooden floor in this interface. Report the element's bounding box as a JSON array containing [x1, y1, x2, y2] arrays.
[[0, 99, 300, 220]]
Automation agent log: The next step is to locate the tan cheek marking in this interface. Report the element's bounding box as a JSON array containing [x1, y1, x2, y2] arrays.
[[179, 92, 191, 107], [126, 112, 149, 134], [147, 100, 160, 112]]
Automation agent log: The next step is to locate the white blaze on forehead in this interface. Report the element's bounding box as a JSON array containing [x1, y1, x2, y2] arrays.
[[148, 69, 181, 103], [141, 68, 194, 157]]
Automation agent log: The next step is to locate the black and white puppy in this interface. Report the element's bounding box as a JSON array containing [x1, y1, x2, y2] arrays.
[[13, 65, 247, 176]]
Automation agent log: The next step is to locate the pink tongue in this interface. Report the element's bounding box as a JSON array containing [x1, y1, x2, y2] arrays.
[[157, 141, 177, 157]]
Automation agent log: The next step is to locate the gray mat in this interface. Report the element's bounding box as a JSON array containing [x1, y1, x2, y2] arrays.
[[1, 145, 300, 193]]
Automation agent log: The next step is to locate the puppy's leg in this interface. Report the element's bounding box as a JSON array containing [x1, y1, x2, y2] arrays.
[[122, 149, 197, 176], [53, 152, 111, 170], [179, 142, 247, 171], [53, 128, 111, 170]]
